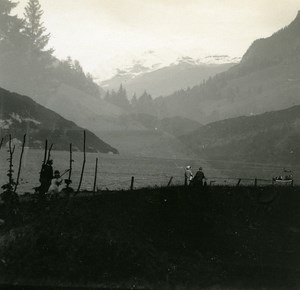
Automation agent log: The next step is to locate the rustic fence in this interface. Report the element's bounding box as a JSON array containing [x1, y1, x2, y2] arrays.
[[71, 174, 294, 193], [0, 133, 296, 194]]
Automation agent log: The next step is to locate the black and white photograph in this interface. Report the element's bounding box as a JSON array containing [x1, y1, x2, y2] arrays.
[[0, 0, 299, 289]]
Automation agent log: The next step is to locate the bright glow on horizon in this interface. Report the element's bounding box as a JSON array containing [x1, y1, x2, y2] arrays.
[[15, 0, 299, 80]]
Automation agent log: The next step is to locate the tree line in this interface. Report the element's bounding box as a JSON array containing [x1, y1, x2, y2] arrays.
[[0, 0, 100, 100], [104, 84, 158, 114]]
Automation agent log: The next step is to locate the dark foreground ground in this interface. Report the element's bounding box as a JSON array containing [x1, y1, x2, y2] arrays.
[[0, 185, 299, 289]]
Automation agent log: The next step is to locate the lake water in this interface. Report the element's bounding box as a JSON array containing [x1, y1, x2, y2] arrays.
[[0, 149, 212, 193], [0, 148, 298, 194]]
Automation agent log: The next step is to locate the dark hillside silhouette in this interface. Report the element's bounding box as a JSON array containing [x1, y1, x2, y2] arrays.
[[241, 10, 300, 71], [0, 87, 118, 153], [180, 105, 300, 166], [0, 0, 104, 107]]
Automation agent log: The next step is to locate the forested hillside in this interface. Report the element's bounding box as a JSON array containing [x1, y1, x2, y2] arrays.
[[101, 57, 237, 98], [0, 0, 103, 102], [181, 105, 300, 166], [0, 87, 118, 153], [151, 11, 300, 124]]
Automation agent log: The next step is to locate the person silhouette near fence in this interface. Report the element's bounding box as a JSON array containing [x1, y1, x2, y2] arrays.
[[184, 166, 193, 186], [39, 159, 53, 196], [47, 170, 63, 198], [59, 178, 74, 197], [192, 167, 206, 187]]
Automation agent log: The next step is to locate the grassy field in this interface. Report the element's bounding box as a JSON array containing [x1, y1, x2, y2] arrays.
[[0, 185, 299, 289]]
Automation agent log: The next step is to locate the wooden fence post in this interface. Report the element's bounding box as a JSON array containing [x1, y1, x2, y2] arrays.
[[93, 158, 98, 195], [254, 178, 257, 187], [43, 139, 48, 165], [68, 143, 73, 182], [47, 143, 53, 162], [167, 177, 173, 187], [0, 137, 4, 150], [77, 130, 86, 193], [8, 135, 15, 188], [14, 134, 26, 193], [130, 176, 134, 190]]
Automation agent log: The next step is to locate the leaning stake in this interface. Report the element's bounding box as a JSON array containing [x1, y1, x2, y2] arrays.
[[77, 130, 86, 193], [93, 157, 98, 195], [130, 176, 134, 191], [47, 143, 53, 162], [167, 176, 173, 187], [14, 134, 26, 193], [8, 135, 15, 188], [43, 139, 48, 165], [68, 143, 73, 183], [0, 137, 4, 150]]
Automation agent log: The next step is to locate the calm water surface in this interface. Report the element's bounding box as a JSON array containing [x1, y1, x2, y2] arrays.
[[0, 149, 210, 193], [0, 148, 298, 194]]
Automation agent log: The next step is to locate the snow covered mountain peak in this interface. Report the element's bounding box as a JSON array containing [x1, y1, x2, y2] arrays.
[[174, 55, 241, 66], [107, 54, 241, 82]]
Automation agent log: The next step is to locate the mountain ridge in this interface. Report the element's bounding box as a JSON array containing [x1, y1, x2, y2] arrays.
[[101, 55, 239, 98], [180, 105, 300, 166], [154, 12, 300, 124], [0, 87, 118, 154]]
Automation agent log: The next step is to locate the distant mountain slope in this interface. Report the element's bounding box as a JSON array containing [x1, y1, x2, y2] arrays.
[[156, 12, 300, 124], [241, 11, 300, 72], [180, 106, 300, 165], [1, 82, 202, 158], [101, 56, 238, 98], [95, 114, 201, 158], [118, 113, 201, 136], [97, 130, 197, 159], [40, 83, 133, 132], [0, 88, 118, 153]]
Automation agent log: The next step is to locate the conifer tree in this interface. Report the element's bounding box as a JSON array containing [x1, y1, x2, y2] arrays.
[[0, 0, 28, 90], [23, 0, 52, 54], [21, 0, 54, 97], [131, 93, 138, 108], [135, 91, 155, 115], [0, 0, 23, 42], [117, 84, 130, 110], [104, 90, 111, 102]]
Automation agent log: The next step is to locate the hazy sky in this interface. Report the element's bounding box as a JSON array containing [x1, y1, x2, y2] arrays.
[[15, 0, 299, 80]]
